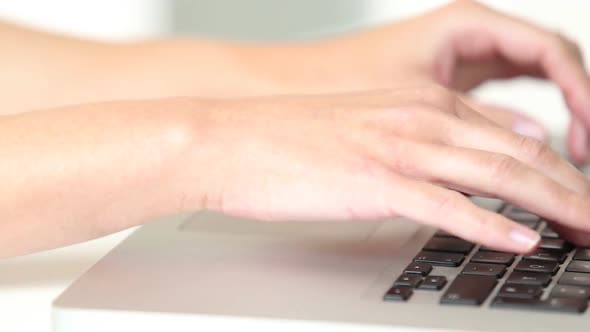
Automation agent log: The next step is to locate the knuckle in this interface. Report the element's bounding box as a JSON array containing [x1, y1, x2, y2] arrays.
[[487, 154, 521, 180], [514, 135, 552, 163]]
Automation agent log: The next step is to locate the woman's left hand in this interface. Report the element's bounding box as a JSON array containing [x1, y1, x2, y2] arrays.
[[262, 1, 590, 163]]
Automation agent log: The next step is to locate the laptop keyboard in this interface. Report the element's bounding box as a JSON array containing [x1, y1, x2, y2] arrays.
[[383, 203, 590, 314]]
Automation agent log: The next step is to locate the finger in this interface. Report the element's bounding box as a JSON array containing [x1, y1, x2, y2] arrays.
[[383, 172, 540, 253], [567, 114, 589, 165], [383, 139, 590, 237], [462, 96, 548, 142], [459, 3, 590, 158], [549, 223, 590, 248], [450, 101, 590, 196]]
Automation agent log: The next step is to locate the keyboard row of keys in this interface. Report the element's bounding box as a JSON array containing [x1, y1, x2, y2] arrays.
[[384, 203, 590, 315]]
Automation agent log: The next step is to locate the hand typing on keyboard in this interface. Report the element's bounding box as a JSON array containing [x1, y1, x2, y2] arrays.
[[4, 1, 590, 259], [188, 1, 590, 256]]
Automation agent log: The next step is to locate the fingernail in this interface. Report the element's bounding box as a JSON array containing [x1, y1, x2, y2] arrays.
[[509, 227, 541, 251], [512, 120, 547, 141]]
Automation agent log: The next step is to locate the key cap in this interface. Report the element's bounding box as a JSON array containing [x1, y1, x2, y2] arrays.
[[383, 286, 413, 301], [462, 263, 506, 278], [566, 260, 590, 274], [414, 251, 464, 267], [471, 251, 515, 265], [551, 285, 590, 300], [492, 297, 587, 314], [506, 271, 552, 287], [403, 262, 432, 276], [505, 211, 540, 223], [470, 197, 505, 212], [574, 249, 590, 261], [394, 274, 422, 288], [517, 219, 540, 229], [559, 272, 590, 287], [514, 259, 559, 275], [418, 276, 447, 290], [540, 227, 559, 239], [524, 248, 567, 263], [423, 237, 474, 254], [507, 206, 530, 214], [440, 275, 497, 305], [497, 284, 543, 299], [479, 246, 502, 252], [539, 239, 572, 251]]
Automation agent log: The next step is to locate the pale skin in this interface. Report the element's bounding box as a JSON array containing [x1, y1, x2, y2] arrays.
[[2, 1, 590, 257]]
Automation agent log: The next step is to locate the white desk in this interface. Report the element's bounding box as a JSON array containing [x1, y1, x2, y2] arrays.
[[0, 229, 135, 332]]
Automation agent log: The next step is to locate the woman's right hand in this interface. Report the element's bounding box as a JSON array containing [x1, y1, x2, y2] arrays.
[[183, 84, 590, 253]]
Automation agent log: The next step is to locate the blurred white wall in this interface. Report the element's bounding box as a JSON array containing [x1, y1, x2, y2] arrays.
[[0, 0, 171, 40], [0, 0, 589, 134]]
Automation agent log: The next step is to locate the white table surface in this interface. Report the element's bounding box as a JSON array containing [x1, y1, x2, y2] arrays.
[[0, 228, 135, 332]]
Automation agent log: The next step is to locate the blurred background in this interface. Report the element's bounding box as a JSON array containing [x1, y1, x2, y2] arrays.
[[0, 0, 589, 134]]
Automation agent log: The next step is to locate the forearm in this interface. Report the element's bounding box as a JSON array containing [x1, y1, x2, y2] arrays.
[[0, 21, 377, 113], [0, 98, 208, 256]]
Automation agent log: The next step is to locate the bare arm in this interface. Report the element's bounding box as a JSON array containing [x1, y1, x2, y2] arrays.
[[7, 88, 590, 258], [0, 21, 336, 113], [3, 2, 590, 258], [0, 98, 210, 256]]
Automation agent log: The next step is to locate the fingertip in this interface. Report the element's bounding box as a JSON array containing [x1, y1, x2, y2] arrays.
[[508, 226, 541, 254]]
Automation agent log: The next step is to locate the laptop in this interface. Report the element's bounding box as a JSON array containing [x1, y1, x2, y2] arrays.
[[52, 139, 590, 332]]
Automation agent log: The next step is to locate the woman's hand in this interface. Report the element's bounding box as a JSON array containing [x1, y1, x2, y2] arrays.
[[258, 1, 590, 163], [3, 86, 589, 257], [186, 86, 590, 253]]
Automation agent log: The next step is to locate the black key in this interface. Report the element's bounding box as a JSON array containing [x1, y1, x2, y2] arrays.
[[423, 237, 474, 254], [479, 246, 502, 252], [566, 260, 590, 274], [462, 263, 506, 278], [492, 297, 587, 314], [574, 249, 590, 261], [434, 230, 457, 238], [497, 284, 543, 299], [418, 275, 447, 290], [383, 286, 413, 301], [539, 239, 572, 251], [559, 272, 590, 287], [394, 274, 422, 288], [506, 271, 552, 287], [414, 251, 464, 267], [514, 259, 559, 275], [551, 285, 590, 300], [540, 227, 559, 239], [471, 251, 515, 265], [524, 248, 567, 263], [508, 206, 530, 214], [403, 262, 432, 276], [440, 274, 497, 305]]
